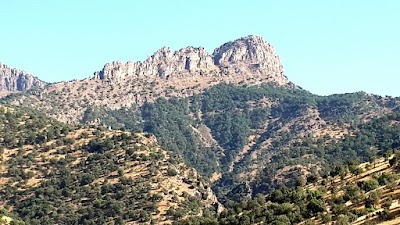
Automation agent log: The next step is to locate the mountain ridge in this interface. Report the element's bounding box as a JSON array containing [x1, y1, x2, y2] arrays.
[[93, 35, 288, 86], [0, 63, 46, 96], [3, 35, 294, 124]]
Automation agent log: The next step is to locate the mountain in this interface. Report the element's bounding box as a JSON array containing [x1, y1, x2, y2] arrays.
[[0, 105, 220, 224], [2, 35, 400, 224], [3, 35, 400, 187], [0, 63, 46, 96], [3, 35, 290, 123]]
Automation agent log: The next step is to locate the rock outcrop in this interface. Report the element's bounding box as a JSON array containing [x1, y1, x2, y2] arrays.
[[0, 63, 46, 92], [94, 35, 288, 85], [213, 35, 287, 84], [94, 46, 217, 80]]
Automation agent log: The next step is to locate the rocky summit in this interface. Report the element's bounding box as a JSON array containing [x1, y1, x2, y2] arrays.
[[93, 35, 288, 86], [4, 35, 292, 123], [0, 63, 46, 95]]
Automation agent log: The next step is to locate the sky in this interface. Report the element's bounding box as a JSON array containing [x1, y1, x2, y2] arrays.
[[0, 0, 399, 96]]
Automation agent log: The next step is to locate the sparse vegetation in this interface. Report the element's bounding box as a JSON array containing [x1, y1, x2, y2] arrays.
[[0, 105, 218, 224]]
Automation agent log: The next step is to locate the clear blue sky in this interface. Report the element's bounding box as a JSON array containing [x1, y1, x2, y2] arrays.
[[1, 1, 399, 96]]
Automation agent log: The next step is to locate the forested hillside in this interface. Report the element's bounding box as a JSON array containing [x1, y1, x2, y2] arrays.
[[175, 153, 400, 225], [0, 105, 220, 224], [81, 83, 400, 203]]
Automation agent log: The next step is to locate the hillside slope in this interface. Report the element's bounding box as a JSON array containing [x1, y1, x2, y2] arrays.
[[175, 154, 400, 225], [79, 83, 400, 202], [0, 105, 220, 224]]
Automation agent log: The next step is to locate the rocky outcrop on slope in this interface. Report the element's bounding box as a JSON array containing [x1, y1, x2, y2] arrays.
[[0, 63, 46, 93], [94, 35, 288, 85]]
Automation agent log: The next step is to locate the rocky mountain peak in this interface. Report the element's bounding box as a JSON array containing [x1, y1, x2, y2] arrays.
[[0, 62, 46, 93], [147, 46, 173, 62], [94, 35, 288, 85], [212, 35, 287, 84], [213, 35, 273, 65]]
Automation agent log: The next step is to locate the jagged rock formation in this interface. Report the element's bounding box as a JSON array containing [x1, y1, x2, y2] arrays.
[[93, 35, 288, 85], [94, 46, 217, 80], [213, 35, 287, 84], [0, 63, 46, 93], [4, 35, 292, 123]]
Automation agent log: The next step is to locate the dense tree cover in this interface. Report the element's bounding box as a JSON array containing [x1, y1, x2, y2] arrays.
[[82, 83, 316, 175], [81, 83, 400, 202], [141, 97, 220, 176]]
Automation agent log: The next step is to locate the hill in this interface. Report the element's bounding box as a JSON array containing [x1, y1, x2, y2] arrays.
[[0, 105, 220, 224], [77, 84, 400, 202], [175, 153, 400, 224]]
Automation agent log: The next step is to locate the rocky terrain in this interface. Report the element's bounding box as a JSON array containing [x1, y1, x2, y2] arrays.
[[0, 63, 46, 96], [93, 35, 287, 84], [4, 35, 290, 123]]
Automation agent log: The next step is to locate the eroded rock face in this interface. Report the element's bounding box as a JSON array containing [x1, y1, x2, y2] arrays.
[[94, 46, 218, 80], [94, 35, 288, 85], [212, 35, 287, 84], [5, 35, 291, 124], [0, 63, 46, 92], [213, 35, 276, 65]]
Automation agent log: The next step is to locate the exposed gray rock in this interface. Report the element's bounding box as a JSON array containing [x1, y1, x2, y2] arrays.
[[94, 35, 288, 85], [0, 63, 46, 92], [94, 46, 217, 80], [212, 35, 287, 84], [5, 35, 292, 124]]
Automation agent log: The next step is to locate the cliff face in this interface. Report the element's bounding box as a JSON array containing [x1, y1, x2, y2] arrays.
[[213, 35, 287, 84], [94, 46, 217, 80], [94, 35, 288, 85], [0, 63, 46, 92]]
